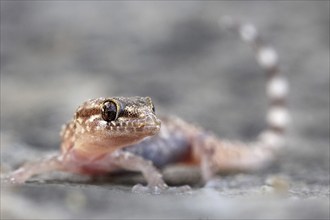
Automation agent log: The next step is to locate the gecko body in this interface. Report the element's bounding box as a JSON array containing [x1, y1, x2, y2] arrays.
[[5, 18, 289, 194]]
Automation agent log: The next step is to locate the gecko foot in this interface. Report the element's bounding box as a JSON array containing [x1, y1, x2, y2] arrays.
[[1, 169, 28, 184], [132, 183, 191, 195]]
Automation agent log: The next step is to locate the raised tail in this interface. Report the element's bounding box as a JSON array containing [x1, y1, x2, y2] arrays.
[[221, 16, 290, 150]]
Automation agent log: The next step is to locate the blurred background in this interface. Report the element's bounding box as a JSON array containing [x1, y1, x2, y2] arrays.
[[1, 1, 329, 219]]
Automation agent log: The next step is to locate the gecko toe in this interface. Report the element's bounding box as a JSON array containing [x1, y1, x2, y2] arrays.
[[1, 169, 29, 185], [1, 174, 24, 184], [132, 183, 191, 195]]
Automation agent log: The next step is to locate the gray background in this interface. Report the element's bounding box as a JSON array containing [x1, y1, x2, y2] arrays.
[[1, 1, 329, 219]]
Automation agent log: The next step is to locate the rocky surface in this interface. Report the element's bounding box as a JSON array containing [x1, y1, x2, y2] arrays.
[[1, 1, 329, 219]]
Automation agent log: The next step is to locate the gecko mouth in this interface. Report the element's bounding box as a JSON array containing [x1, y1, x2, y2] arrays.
[[107, 115, 161, 135], [133, 116, 161, 133]]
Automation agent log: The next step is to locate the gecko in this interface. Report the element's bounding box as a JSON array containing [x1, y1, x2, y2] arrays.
[[4, 17, 289, 194]]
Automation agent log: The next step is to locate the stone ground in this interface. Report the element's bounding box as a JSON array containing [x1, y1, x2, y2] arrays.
[[1, 1, 329, 219]]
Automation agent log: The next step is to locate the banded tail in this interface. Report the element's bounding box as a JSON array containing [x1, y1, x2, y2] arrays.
[[190, 18, 291, 179], [221, 17, 290, 150]]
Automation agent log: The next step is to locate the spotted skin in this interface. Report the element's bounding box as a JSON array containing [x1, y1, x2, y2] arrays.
[[4, 17, 289, 194]]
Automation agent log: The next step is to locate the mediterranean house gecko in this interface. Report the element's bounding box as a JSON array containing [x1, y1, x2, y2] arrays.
[[4, 17, 289, 194]]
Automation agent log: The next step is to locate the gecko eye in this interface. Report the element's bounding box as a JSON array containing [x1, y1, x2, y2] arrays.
[[101, 100, 120, 122]]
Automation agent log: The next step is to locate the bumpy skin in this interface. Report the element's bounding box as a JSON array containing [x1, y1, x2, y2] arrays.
[[5, 17, 289, 194]]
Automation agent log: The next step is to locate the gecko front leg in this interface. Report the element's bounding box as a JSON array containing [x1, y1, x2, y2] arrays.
[[107, 150, 191, 194], [4, 154, 66, 184]]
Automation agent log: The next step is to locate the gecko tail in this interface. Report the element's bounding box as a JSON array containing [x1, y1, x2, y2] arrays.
[[220, 16, 290, 151]]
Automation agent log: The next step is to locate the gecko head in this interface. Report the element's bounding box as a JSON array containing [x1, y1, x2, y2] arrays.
[[73, 96, 161, 148]]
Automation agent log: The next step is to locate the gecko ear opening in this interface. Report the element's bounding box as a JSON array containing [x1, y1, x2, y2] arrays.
[[101, 99, 121, 122]]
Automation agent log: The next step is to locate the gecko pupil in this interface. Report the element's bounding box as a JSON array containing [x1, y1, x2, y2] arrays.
[[102, 100, 118, 122]]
